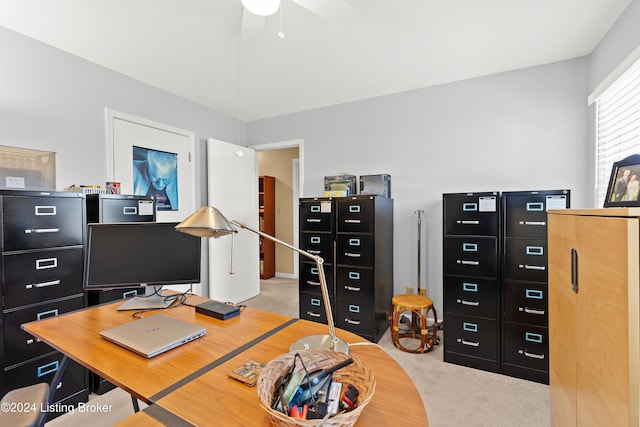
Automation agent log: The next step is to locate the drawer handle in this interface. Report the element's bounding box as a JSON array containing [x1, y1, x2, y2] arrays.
[[122, 290, 138, 299], [519, 264, 546, 271], [460, 339, 480, 347], [525, 246, 544, 256], [462, 203, 478, 211], [462, 282, 478, 292], [521, 350, 545, 360], [27, 280, 61, 290], [458, 220, 480, 225], [345, 252, 362, 258], [522, 307, 545, 316], [345, 286, 361, 292], [526, 202, 544, 211], [123, 206, 137, 215], [525, 289, 544, 299], [306, 311, 322, 318], [25, 228, 61, 234], [458, 299, 479, 307], [345, 318, 361, 325], [348, 272, 360, 280], [458, 260, 479, 266], [519, 221, 546, 226], [306, 218, 321, 223], [36, 257, 58, 270], [307, 250, 321, 255], [306, 281, 321, 286], [345, 219, 361, 224], [37, 361, 59, 377], [348, 206, 361, 213], [35, 205, 57, 216], [37, 309, 59, 320]]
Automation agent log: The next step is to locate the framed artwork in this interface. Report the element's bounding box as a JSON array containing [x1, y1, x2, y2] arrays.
[[132, 146, 178, 211], [604, 154, 640, 207]]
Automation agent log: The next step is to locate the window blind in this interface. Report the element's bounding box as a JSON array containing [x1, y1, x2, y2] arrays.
[[594, 57, 640, 206]]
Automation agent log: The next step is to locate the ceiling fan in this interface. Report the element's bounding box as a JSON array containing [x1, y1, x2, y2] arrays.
[[240, 0, 352, 38]]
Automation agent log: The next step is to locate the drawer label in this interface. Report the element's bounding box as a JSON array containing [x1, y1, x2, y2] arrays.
[[463, 322, 478, 333]]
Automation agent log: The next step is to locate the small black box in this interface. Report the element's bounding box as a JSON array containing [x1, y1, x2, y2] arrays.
[[195, 300, 241, 320]]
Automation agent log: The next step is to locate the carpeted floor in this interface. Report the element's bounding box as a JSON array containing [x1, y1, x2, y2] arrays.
[[46, 278, 549, 426]]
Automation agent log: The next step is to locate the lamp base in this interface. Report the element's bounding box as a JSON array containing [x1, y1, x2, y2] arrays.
[[289, 334, 350, 354]]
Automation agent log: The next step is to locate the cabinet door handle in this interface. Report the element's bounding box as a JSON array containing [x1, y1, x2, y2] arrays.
[[458, 260, 479, 266], [458, 299, 479, 306], [28, 280, 61, 289], [25, 228, 60, 234], [345, 219, 361, 224], [306, 281, 320, 286], [307, 250, 321, 255], [571, 248, 579, 293], [457, 220, 480, 225], [306, 311, 321, 318], [522, 307, 545, 316], [460, 339, 480, 347], [519, 264, 546, 271], [345, 252, 361, 258], [521, 350, 545, 360], [306, 219, 321, 223], [345, 319, 361, 325], [345, 286, 361, 292], [519, 221, 546, 226]]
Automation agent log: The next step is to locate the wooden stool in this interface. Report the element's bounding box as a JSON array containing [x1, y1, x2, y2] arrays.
[[389, 294, 439, 354]]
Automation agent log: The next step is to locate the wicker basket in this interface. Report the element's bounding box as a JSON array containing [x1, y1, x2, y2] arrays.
[[257, 350, 375, 427]]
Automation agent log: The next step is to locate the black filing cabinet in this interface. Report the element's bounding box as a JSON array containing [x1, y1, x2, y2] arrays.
[[443, 192, 501, 373], [501, 190, 570, 384], [85, 193, 155, 394], [299, 198, 335, 325], [299, 196, 393, 342], [0, 190, 89, 419]]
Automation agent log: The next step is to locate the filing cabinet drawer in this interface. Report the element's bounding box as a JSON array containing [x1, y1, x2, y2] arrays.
[[503, 323, 548, 372], [503, 191, 569, 238], [336, 198, 374, 233], [335, 300, 375, 337], [2, 247, 83, 309], [4, 296, 84, 366], [443, 276, 498, 319], [1, 194, 84, 251], [503, 238, 548, 282], [335, 267, 374, 300], [87, 195, 156, 223], [443, 236, 498, 277], [299, 232, 334, 263], [444, 313, 499, 361], [4, 353, 87, 404], [299, 199, 334, 232], [299, 261, 334, 294], [336, 234, 374, 266], [299, 292, 330, 324], [443, 193, 499, 236], [503, 281, 548, 326]]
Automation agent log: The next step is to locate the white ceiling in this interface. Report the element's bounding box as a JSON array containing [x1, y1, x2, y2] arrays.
[[0, 0, 632, 121]]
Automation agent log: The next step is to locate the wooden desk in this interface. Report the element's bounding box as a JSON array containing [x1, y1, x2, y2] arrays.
[[23, 299, 428, 426]]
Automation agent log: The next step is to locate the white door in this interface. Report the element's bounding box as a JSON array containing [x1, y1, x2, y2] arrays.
[[207, 138, 259, 303]]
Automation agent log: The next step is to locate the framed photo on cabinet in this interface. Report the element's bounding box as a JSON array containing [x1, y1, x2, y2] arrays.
[[604, 154, 640, 207]]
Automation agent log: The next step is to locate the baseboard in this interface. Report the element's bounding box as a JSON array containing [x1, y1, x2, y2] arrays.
[[274, 272, 297, 279]]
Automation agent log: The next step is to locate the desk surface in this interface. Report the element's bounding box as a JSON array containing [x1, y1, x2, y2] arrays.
[[23, 297, 428, 426]]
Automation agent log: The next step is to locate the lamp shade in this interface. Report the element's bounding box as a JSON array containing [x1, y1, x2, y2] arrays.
[[175, 206, 236, 238], [241, 0, 280, 16]]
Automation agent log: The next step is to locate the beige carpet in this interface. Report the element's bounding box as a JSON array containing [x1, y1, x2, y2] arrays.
[[46, 278, 549, 426]]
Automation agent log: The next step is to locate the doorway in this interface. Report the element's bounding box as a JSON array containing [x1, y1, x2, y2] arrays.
[[252, 139, 303, 280]]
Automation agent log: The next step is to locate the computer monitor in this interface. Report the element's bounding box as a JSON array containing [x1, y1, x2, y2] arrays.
[[84, 221, 201, 310]]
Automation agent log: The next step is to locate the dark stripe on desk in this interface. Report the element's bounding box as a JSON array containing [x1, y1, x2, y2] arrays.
[[143, 404, 196, 427], [149, 317, 299, 402]]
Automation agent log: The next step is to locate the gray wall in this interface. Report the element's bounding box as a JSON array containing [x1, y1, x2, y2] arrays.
[[247, 58, 591, 315]]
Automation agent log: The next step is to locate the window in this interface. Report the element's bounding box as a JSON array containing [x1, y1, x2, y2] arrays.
[[594, 58, 640, 206]]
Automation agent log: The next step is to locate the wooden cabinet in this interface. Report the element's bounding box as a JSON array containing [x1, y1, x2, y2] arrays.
[[259, 176, 275, 279], [548, 208, 640, 426]]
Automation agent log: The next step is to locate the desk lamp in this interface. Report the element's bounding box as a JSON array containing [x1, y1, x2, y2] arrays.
[[175, 206, 349, 353]]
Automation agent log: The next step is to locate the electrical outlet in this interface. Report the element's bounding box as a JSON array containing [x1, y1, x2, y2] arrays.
[[419, 288, 426, 296], [405, 286, 414, 295]]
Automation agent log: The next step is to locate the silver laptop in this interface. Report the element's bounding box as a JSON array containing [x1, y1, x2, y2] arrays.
[[99, 314, 207, 358]]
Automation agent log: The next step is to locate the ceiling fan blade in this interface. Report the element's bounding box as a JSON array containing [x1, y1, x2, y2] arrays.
[[290, 0, 354, 19], [241, 7, 266, 38]]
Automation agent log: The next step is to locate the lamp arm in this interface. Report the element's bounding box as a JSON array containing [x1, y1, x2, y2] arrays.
[[230, 220, 339, 348]]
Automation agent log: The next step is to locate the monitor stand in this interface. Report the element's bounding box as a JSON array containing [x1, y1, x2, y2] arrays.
[[117, 285, 173, 311]]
